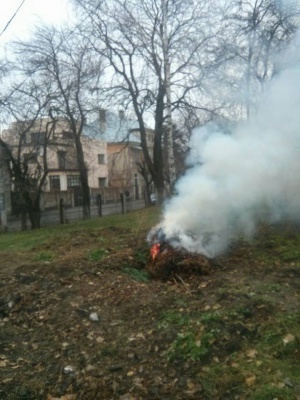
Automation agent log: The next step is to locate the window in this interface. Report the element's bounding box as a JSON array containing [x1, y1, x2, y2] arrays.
[[49, 175, 61, 191], [98, 154, 105, 164], [131, 148, 141, 163], [58, 151, 67, 169], [98, 177, 106, 188], [23, 152, 38, 164], [31, 132, 45, 145], [67, 175, 80, 188], [62, 132, 73, 140], [99, 109, 106, 123]]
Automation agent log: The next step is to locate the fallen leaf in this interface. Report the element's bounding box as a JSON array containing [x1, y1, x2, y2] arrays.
[[246, 349, 258, 359], [119, 394, 134, 400], [283, 334, 295, 346], [0, 361, 7, 367], [87, 332, 94, 340], [136, 332, 146, 340], [112, 380, 119, 394], [245, 375, 256, 387], [284, 377, 293, 387], [96, 336, 105, 343]]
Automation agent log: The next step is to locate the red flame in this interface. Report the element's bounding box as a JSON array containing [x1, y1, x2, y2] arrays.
[[150, 243, 161, 261]]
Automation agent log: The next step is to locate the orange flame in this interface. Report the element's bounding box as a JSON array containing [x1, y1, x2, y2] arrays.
[[150, 243, 161, 261]]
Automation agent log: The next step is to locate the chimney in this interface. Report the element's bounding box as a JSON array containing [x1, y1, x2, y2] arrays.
[[119, 109, 125, 120], [99, 109, 106, 132]]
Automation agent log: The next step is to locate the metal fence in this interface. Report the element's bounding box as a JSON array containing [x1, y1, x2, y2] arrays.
[[2, 197, 146, 232]]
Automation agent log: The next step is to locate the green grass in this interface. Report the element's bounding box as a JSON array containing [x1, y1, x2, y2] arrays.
[[87, 248, 108, 261], [249, 385, 296, 400], [33, 251, 54, 262], [200, 311, 223, 323], [158, 310, 191, 328], [0, 206, 161, 255], [168, 330, 214, 362], [123, 266, 150, 282]]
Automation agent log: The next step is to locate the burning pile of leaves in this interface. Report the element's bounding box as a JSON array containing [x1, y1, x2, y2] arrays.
[[147, 240, 212, 281]]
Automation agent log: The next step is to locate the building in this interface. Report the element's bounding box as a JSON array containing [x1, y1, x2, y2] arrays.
[[1, 110, 154, 213], [1, 118, 108, 210], [97, 109, 155, 200]]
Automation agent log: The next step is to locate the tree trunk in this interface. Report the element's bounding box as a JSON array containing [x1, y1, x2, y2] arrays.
[[21, 211, 27, 231], [162, 0, 176, 192], [153, 85, 166, 203], [75, 136, 91, 219]]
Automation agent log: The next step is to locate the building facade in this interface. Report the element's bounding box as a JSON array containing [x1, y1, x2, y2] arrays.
[[1, 111, 154, 213], [1, 118, 108, 211], [98, 109, 155, 200]]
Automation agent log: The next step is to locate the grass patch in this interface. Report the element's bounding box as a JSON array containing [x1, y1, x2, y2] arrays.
[[198, 364, 245, 399], [250, 385, 296, 400], [87, 248, 108, 262], [33, 251, 54, 262], [0, 206, 161, 258], [158, 310, 191, 328], [133, 243, 150, 266], [168, 330, 214, 362], [123, 266, 150, 282], [257, 313, 300, 359], [200, 311, 223, 323]]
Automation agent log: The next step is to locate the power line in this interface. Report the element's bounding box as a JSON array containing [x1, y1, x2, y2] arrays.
[[0, 0, 27, 38]]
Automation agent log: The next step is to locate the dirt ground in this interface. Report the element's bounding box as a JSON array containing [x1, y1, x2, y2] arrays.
[[0, 225, 299, 400]]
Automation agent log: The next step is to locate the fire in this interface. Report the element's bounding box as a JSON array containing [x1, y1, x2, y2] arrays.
[[150, 243, 161, 261]]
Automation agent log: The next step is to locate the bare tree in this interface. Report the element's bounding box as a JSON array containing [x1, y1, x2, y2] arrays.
[[12, 25, 105, 219], [73, 0, 221, 202], [0, 78, 54, 229], [223, 0, 300, 119]]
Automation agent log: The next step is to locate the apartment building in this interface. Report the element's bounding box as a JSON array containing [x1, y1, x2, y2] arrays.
[[1, 118, 108, 210]]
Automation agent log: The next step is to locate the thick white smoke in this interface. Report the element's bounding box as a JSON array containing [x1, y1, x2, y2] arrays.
[[149, 46, 300, 258]]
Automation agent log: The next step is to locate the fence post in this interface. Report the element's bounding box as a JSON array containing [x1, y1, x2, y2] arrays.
[[120, 193, 126, 214], [59, 199, 65, 224], [1, 210, 7, 232], [97, 194, 102, 217]]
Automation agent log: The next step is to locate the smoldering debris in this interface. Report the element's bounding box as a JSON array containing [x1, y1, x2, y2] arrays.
[[151, 44, 300, 257]]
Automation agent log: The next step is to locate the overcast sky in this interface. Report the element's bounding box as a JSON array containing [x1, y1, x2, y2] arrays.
[[0, 0, 71, 48]]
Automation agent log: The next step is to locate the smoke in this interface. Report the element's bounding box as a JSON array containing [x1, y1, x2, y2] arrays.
[[149, 44, 300, 258]]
